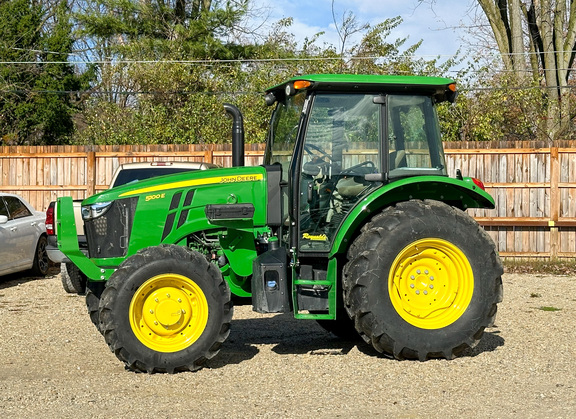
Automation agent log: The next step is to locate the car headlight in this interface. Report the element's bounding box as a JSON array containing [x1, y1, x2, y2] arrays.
[[82, 201, 112, 221]]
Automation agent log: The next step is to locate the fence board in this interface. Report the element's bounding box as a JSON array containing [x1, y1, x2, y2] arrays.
[[2, 142, 576, 260]]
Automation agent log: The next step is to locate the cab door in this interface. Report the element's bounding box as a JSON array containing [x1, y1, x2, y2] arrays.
[[296, 93, 382, 253]]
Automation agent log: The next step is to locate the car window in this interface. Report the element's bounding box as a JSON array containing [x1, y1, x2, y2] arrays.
[[3, 196, 32, 220], [0, 198, 8, 217], [112, 168, 197, 188]]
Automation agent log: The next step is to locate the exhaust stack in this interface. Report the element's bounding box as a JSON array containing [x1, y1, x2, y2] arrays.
[[224, 103, 245, 167]]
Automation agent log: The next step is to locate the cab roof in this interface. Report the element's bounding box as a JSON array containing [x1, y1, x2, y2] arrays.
[[266, 73, 457, 103]]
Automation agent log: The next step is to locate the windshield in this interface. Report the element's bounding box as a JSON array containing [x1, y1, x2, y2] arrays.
[[264, 92, 306, 182]]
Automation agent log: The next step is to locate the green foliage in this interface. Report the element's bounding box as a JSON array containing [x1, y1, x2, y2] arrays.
[[439, 69, 547, 142], [75, 10, 460, 145], [538, 306, 561, 312], [77, 0, 248, 60], [0, 0, 92, 145], [4, 2, 525, 145]]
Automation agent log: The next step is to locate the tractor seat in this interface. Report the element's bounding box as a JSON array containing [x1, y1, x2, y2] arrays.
[[336, 177, 367, 197]]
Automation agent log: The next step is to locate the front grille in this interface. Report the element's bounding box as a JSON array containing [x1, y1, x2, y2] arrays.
[[85, 197, 138, 258]]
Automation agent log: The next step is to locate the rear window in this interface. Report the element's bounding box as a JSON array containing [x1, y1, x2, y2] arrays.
[[112, 168, 196, 188]]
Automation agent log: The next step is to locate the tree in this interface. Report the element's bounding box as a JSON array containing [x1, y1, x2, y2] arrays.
[[0, 0, 90, 145], [476, 1, 576, 140], [73, 0, 256, 144], [74, 3, 460, 145]]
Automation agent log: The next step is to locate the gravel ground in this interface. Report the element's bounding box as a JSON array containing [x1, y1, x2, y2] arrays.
[[1, 268, 575, 419]]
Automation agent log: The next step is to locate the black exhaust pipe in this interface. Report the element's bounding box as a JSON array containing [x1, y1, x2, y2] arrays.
[[224, 103, 245, 167]]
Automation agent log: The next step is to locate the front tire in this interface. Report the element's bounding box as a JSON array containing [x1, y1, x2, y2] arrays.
[[61, 263, 87, 294], [343, 200, 503, 361], [99, 245, 233, 373], [86, 281, 105, 334]]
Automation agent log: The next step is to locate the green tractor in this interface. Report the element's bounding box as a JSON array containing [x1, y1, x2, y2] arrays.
[[57, 74, 503, 373]]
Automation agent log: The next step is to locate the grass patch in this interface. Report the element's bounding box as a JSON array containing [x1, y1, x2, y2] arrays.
[[538, 306, 562, 312], [504, 259, 576, 275]]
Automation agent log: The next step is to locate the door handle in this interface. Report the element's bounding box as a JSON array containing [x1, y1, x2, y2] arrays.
[[307, 182, 314, 203]]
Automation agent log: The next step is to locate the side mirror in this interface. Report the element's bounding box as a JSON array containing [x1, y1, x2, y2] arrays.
[[0, 215, 8, 224]]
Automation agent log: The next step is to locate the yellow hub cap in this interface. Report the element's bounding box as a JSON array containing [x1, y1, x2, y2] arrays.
[[129, 274, 209, 352], [388, 238, 474, 329]]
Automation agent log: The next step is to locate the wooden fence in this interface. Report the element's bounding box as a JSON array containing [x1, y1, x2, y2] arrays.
[[1, 142, 575, 260]]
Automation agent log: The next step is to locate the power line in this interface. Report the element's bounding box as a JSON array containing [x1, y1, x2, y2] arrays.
[[0, 88, 258, 96], [0, 56, 452, 65], [0, 57, 574, 78], [2, 46, 576, 66]]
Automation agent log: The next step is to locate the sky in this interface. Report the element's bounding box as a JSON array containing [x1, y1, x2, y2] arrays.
[[247, 0, 485, 71]]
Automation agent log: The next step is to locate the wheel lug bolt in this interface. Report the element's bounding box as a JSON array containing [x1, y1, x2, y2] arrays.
[[429, 284, 434, 289], [166, 294, 171, 298], [416, 269, 421, 274], [155, 298, 159, 303], [181, 309, 186, 314], [149, 309, 154, 314], [423, 290, 428, 295], [178, 298, 182, 303], [424, 270, 429, 274], [410, 283, 415, 288], [415, 290, 420, 295], [410, 275, 415, 280], [430, 276, 434, 280]]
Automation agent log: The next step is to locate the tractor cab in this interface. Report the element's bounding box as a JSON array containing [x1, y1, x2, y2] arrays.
[[263, 74, 455, 254]]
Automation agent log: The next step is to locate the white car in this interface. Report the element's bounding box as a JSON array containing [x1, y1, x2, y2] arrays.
[[0, 193, 49, 277]]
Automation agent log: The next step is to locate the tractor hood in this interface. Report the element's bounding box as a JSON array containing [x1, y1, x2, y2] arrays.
[[82, 166, 265, 206]]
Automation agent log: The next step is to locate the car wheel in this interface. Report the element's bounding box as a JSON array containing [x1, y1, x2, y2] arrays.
[[31, 235, 49, 276]]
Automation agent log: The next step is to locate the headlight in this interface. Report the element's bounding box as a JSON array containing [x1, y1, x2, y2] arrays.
[[82, 201, 112, 221]]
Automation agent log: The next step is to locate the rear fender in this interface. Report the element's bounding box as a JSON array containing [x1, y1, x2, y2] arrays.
[[329, 176, 495, 256]]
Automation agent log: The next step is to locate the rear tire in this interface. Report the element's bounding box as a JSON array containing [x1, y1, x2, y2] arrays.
[[99, 245, 233, 373], [343, 200, 503, 361], [31, 235, 49, 276], [61, 263, 87, 294]]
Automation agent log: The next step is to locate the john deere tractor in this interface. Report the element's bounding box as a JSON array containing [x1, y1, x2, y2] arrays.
[[57, 74, 503, 373]]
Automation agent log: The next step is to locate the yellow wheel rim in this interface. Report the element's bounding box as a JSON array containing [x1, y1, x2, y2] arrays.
[[129, 274, 209, 353], [388, 238, 474, 330]]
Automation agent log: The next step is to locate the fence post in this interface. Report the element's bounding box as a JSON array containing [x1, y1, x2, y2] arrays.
[[549, 147, 559, 260], [204, 149, 214, 164], [87, 151, 96, 197]]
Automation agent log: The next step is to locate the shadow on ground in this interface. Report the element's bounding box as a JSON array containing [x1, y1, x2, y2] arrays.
[[0, 265, 60, 290], [208, 313, 505, 369]]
